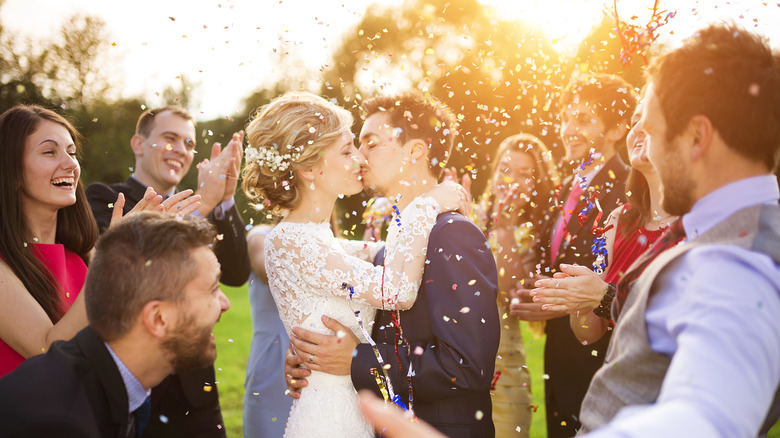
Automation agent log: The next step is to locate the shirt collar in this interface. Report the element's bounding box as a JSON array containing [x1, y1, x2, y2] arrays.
[[682, 174, 780, 240], [129, 174, 176, 198], [104, 342, 151, 413]]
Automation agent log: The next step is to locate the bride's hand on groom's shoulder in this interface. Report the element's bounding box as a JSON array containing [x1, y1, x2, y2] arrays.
[[428, 179, 471, 216]]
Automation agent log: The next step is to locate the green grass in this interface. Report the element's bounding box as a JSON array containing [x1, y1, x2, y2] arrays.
[[214, 284, 779, 438], [213, 284, 253, 438], [521, 322, 547, 438]]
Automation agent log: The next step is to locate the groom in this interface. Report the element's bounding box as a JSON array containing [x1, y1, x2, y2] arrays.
[[285, 91, 500, 437]]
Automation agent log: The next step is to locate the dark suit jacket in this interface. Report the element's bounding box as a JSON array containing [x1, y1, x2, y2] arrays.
[[0, 327, 132, 438], [86, 177, 240, 438], [540, 154, 629, 437], [352, 212, 500, 438], [86, 177, 250, 286]]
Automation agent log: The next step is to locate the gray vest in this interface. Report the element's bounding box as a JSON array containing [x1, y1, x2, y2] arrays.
[[579, 204, 780, 436]]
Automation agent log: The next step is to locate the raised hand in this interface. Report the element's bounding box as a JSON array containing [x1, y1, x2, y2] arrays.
[[109, 187, 161, 228], [222, 131, 244, 202], [195, 131, 243, 216], [530, 263, 608, 313], [491, 182, 524, 228], [109, 187, 202, 228], [159, 189, 202, 216], [358, 390, 446, 438]]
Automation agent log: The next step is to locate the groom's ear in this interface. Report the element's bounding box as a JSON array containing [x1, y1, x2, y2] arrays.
[[405, 138, 429, 163]]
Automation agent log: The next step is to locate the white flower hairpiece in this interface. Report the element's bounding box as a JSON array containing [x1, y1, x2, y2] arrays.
[[244, 143, 303, 172]]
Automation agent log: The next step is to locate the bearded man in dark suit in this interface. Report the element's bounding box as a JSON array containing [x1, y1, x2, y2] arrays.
[[0, 213, 231, 438], [86, 106, 249, 437]]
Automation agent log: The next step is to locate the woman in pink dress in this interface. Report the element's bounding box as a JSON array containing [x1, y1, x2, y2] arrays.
[[0, 105, 197, 377], [0, 105, 97, 377]]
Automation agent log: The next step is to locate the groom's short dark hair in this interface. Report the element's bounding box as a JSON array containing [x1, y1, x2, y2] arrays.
[[362, 91, 457, 178]]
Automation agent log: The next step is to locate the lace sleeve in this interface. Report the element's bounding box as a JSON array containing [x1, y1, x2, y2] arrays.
[[336, 239, 384, 263], [267, 195, 440, 310]]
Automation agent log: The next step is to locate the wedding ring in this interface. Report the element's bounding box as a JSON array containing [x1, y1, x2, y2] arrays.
[[308, 354, 314, 364]]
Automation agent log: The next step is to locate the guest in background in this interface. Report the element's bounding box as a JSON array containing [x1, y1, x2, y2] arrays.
[[530, 96, 677, 345], [86, 105, 249, 438], [471, 133, 559, 437], [242, 222, 292, 437], [510, 74, 636, 437], [0, 105, 96, 377], [579, 23, 780, 436]]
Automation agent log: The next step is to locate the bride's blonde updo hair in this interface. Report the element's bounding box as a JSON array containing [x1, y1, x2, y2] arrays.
[[242, 91, 353, 214]]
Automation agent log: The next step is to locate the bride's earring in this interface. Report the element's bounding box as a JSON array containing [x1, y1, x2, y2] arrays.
[[310, 182, 315, 190]]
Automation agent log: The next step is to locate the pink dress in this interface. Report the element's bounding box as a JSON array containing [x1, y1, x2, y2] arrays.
[[0, 244, 87, 377]]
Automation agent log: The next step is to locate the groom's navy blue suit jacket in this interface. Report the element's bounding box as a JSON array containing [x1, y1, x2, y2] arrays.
[[352, 212, 500, 438]]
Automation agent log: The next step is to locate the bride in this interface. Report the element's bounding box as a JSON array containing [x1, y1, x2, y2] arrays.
[[241, 91, 466, 437]]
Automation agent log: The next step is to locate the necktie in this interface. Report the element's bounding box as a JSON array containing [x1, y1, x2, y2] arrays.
[[550, 182, 584, 263], [614, 219, 686, 316], [132, 396, 152, 438]]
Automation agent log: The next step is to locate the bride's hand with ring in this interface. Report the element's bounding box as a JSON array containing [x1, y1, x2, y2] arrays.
[[427, 180, 471, 216]]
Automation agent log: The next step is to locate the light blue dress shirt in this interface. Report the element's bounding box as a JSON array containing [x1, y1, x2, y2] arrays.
[[587, 175, 780, 437], [105, 342, 152, 414]]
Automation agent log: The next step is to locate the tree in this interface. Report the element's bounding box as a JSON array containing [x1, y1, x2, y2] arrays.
[[321, 0, 567, 233], [52, 14, 114, 108]]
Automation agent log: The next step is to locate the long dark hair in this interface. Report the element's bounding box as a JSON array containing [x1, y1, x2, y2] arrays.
[[480, 133, 560, 237], [0, 105, 98, 322], [619, 168, 652, 237]]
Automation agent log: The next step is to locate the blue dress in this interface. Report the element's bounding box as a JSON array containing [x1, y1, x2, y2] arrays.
[[243, 270, 292, 437]]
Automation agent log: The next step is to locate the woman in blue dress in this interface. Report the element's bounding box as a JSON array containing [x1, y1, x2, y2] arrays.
[[243, 223, 292, 437]]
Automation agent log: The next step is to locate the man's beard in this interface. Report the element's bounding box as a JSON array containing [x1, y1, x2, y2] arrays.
[[362, 181, 387, 198], [162, 314, 216, 372], [661, 175, 696, 216], [658, 149, 696, 216]]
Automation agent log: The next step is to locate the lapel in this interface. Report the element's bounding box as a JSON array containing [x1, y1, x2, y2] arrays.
[[122, 177, 151, 207], [565, 155, 628, 241], [75, 327, 132, 437]]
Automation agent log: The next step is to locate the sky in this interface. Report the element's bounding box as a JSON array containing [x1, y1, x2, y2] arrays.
[[3, 0, 779, 120]]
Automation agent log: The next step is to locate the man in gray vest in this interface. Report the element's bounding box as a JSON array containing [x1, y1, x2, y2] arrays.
[[579, 24, 780, 437]]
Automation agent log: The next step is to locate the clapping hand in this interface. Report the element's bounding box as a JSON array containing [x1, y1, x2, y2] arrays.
[[109, 187, 201, 228], [529, 263, 608, 313], [195, 131, 244, 216], [508, 276, 567, 321]]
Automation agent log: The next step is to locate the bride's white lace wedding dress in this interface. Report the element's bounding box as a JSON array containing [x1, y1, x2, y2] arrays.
[[265, 195, 442, 437]]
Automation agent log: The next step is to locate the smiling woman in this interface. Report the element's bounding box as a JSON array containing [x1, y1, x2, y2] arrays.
[[0, 104, 98, 377]]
